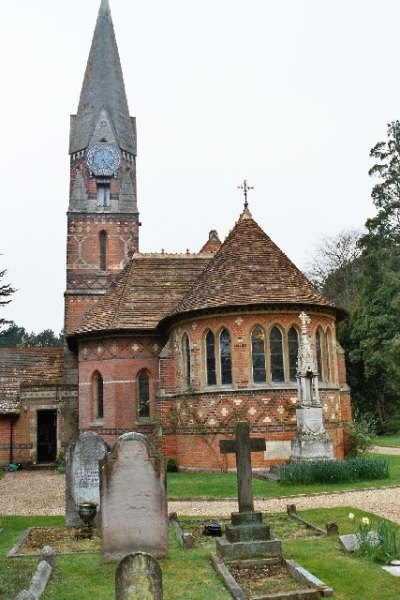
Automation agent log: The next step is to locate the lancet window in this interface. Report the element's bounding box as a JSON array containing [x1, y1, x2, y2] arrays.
[[251, 326, 267, 384], [270, 326, 284, 382], [205, 330, 216, 386], [92, 371, 104, 419], [220, 329, 232, 385], [138, 370, 150, 419]]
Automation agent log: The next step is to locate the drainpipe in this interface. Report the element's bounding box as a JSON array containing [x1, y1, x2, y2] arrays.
[[9, 414, 16, 465]]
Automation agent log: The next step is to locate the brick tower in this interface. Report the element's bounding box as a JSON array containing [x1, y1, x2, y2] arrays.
[[65, 0, 139, 343]]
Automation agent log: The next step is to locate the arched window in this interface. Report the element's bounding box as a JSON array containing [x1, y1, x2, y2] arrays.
[[99, 230, 107, 271], [138, 371, 150, 419], [270, 326, 284, 382], [316, 329, 324, 381], [220, 329, 232, 385], [251, 326, 266, 383], [326, 329, 333, 383], [288, 327, 299, 382], [182, 334, 191, 388], [92, 371, 104, 419], [206, 330, 216, 386]]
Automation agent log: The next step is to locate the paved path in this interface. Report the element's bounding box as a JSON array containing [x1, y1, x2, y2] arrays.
[[1, 471, 399, 524]]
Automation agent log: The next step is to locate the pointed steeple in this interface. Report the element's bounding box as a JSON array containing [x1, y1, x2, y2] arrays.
[[69, 0, 136, 155]]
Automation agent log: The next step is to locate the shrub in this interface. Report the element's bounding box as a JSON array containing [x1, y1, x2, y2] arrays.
[[346, 410, 377, 457], [55, 451, 66, 474], [279, 457, 389, 485]]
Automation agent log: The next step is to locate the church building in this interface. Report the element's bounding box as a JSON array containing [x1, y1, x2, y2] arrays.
[[0, 0, 351, 470]]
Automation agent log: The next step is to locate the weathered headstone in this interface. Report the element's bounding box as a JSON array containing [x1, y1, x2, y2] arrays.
[[216, 422, 281, 560], [101, 432, 168, 562], [115, 552, 163, 600], [65, 431, 108, 527]]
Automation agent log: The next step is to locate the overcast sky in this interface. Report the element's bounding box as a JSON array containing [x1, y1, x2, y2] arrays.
[[1, 0, 399, 333]]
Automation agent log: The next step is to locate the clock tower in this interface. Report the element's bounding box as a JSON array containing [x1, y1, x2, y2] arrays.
[[65, 0, 139, 341]]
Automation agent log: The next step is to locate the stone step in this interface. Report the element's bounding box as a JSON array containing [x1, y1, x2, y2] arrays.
[[231, 511, 263, 526], [226, 523, 271, 543]]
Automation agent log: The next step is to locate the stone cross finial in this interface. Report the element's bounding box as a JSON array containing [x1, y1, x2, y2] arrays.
[[220, 422, 265, 513]]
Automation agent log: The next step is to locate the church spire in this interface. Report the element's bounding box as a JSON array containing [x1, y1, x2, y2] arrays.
[[69, 0, 136, 155]]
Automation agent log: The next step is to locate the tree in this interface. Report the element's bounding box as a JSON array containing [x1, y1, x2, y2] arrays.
[[0, 264, 16, 328], [0, 322, 64, 348], [305, 229, 363, 311], [364, 120, 400, 249], [341, 121, 400, 430]]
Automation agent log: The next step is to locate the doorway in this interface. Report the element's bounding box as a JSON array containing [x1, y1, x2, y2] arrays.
[[37, 410, 57, 463]]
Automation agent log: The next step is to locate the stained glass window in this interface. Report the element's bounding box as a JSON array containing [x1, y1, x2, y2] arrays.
[[288, 327, 299, 382], [206, 330, 216, 385], [270, 327, 284, 382], [316, 329, 323, 381], [251, 326, 266, 383], [220, 329, 232, 385]]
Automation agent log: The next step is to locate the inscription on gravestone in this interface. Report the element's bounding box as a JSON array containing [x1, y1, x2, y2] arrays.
[[65, 431, 108, 527]]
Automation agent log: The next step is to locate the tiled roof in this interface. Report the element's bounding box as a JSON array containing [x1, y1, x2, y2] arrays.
[[170, 213, 336, 318], [0, 348, 64, 414], [72, 253, 212, 335]]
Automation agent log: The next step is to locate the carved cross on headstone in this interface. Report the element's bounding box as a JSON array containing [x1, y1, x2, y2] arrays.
[[220, 422, 265, 513]]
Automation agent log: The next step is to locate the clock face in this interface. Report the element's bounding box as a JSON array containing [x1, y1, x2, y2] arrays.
[[86, 144, 121, 176]]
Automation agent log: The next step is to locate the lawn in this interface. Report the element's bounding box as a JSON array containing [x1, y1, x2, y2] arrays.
[[1, 509, 400, 599], [376, 433, 400, 448], [167, 454, 400, 499]]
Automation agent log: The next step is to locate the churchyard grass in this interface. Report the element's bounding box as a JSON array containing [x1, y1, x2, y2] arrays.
[[283, 507, 400, 600], [2, 510, 400, 598], [167, 454, 400, 498], [376, 433, 400, 447]]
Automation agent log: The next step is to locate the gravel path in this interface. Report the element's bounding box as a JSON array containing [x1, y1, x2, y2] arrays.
[[1, 470, 400, 524]]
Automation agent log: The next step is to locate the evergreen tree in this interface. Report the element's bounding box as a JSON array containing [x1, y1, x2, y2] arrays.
[[0, 264, 16, 328], [343, 121, 400, 430]]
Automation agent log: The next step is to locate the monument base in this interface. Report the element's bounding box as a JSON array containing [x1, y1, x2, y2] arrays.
[[291, 406, 334, 462], [216, 512, 281, 560]]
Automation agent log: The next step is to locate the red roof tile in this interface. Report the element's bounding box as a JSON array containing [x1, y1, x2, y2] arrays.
[[171, 214, 336, 318], [72, 253, 212, 335]]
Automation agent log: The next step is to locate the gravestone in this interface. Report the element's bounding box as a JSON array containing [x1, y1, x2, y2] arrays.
[[216, 422, 281, 560], [115, 552, 163, 600], [65, 431, 108, 527], [101, 432, 168, 562], [291, 312, 334, 462]]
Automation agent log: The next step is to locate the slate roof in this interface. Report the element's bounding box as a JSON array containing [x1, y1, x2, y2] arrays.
[[69, 0, 136, 155], [0, 348, 64, 414], [73, 254, 213, 335], [170, 211, 336, 318]]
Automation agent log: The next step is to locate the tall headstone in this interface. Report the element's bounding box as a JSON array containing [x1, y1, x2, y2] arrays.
[[290, 312, 334, 462], [115, 553, 163, 600], [101, 432, 168, 562], [65, 431, 108, 527], [216, 422, 281, 560]]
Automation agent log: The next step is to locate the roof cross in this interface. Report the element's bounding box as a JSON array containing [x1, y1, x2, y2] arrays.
[[237, 179, 254, 208], [220, 422, 266, 513]]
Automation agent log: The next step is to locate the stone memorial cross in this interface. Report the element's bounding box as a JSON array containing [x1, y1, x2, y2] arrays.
[[220, 421, 265, 513]]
